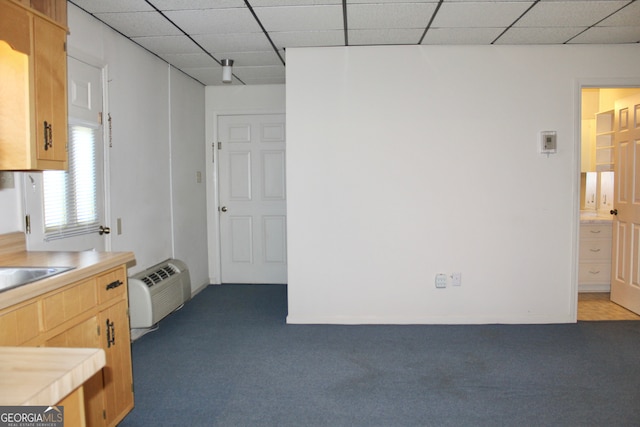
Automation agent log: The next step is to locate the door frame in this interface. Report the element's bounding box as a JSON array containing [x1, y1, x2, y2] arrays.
[[206, 108, 286, 285], [574, 78, 640, 321], [22, 52, 112, 251]]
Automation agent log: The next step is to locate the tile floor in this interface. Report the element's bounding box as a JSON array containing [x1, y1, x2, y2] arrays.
[[578, 292, 640, 321]]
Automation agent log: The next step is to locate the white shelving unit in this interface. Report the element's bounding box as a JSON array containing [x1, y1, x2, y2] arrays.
[[595, 110, 614, 172]]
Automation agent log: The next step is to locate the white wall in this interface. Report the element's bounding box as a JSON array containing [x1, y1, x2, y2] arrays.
[[204, 85, 285, 283], [67, 5, 209, 290], [286, 44, 640, 324], [170, 69, 208, 293], [0, 5, 209, 292]]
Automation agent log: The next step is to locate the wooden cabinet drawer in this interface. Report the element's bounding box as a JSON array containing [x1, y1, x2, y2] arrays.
[[578, 262, 611, 284], [97, 267, 127, 304], [579, 238, 612, 261], [0, 301, 40, 345], [43, 278, 97, 330]]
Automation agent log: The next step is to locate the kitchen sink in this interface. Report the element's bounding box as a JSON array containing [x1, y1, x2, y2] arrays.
[[0, 267, 75, 293]]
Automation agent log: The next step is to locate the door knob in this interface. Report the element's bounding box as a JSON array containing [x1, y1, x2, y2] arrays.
[[99, 225, 111, 235], [220, 206, 227, 212], [610, 209, 618, 216]]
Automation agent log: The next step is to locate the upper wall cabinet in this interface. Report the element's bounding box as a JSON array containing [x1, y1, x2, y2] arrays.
[[0, 0, 68, 171]]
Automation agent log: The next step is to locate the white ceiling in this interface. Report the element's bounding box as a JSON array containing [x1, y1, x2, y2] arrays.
[[68, 0, 640, 86]]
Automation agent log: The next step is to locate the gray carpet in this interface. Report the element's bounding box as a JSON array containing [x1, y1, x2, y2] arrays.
[[119, 284, 640, 426]]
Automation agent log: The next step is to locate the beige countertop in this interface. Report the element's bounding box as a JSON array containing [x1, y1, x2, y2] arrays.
[[580, 211, 614, 224], [0, 347, 105, 406], [0, 232, 135, 310]]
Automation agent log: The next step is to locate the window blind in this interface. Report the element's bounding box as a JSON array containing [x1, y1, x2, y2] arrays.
[[43, 125, 99, 241]]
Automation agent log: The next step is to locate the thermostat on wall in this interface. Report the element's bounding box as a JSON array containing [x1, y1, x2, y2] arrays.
[[540, 131, 557, 154]]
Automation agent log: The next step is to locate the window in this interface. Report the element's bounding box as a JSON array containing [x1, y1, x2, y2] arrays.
[[43, 124, 99, 240]]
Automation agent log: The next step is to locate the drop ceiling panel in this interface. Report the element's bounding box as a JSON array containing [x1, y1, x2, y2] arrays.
[[158, 52, 217, 68], [152, 0, 244, 10], [254, 5, 344, 32], [569, 26, 640, 44], [496, 27, 586, 45], [193, 33, 273, 53], [250, 0, 341, 5], [598, 1, 640, 27], [164, 9, 262, 35], [349, 29, 424, 46], [132, 36, 203, 55], [348, 3, 438, 30], [432, 2, 534, 28], [515, 1, 629, 27], [209, 51, 284, 67], [270, 31, 345, 48], [421, 27, 504, 45], [71, 0, 152, 13], [94, 12, 183, 37]]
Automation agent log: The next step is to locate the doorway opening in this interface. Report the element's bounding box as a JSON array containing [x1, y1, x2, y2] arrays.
[[578, 87, 640, 321]]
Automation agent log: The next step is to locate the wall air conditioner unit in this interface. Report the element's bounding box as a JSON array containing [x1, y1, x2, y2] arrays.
[[128, 259, 191, 328]]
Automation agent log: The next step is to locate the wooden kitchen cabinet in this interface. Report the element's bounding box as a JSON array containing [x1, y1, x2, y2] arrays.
[[0, 264, 134, 427], [0, 0, 68, 170]]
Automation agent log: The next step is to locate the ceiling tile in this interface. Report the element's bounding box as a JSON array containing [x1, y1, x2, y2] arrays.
[[421, 27, 505, 44], [208, 51, 284, 67], [495, 27, 586, 44], [432, 2, 533, 28], [348, 3, 438, 30], [151, 0, 244, 10], [250, 0, 341, 5], [164, 8, 261, 34], [254, 5, 343, 31], [70, 0, 152, 13], [94, 12, 183, 37], [158, 52, 217, 68], [597, 0, 640, 27], [132, 35, 202, 55], [349, 29, 424, 45], [193, 33, 273, 53], [270, 30, 345, 48], [515, 1, 629, 27], [568, 26, 640, 44]]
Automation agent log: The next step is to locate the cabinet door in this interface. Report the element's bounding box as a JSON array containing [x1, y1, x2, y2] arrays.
[[33, 13, 67, 168], [100, 300, 134, 426], [46, 316, 106, 427]]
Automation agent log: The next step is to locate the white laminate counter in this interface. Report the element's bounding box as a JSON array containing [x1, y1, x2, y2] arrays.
[[580, 211, 614, 225], [0, 347, 105, 406]]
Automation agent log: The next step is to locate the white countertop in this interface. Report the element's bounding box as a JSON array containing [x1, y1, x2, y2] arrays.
[[580, 211, 613, 224]]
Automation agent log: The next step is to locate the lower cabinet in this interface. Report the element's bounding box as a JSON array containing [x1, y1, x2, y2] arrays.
[[0, 264, 133, 427], [579, 222, 612, 291]]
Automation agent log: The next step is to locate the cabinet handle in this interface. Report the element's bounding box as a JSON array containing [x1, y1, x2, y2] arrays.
[[589, 270, 601, 275], [106, 279, 123, 291], [589, 248, 601, 252], [590, 230, 601, 234], [106, 319, 115, 348], [43, 121, 53, 151]]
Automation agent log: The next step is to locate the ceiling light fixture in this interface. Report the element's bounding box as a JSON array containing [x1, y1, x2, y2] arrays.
[[221, 59, 234, 83]]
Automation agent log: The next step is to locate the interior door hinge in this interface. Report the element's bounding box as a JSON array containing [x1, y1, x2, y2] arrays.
[[218, 141, 222, 150], [25, 214, 31, 234], [98, 112, 103, 125]]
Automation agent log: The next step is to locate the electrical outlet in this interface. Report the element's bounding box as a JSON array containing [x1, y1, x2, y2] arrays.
[[435, 273, 447, 288], [0, 172, 15, 189], [452, 272, 462, 286]]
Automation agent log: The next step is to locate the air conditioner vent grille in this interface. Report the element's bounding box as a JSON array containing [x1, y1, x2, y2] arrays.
[[139, 265, 178, 287]]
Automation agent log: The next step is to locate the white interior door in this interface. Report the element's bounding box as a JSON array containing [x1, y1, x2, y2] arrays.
[[24, 56, 107, 251], [611, 93, 640, 314], [218, 114, 287, 283]]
